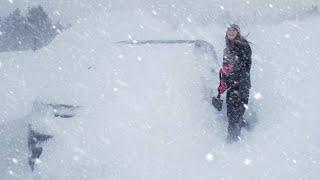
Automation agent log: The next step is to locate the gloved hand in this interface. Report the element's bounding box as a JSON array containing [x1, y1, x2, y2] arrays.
[[217, 64, 233, 94], [221, 64, 234, 76], [218, 79, 227, 94]]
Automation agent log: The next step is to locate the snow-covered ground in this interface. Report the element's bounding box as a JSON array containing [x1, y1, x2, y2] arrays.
[[1, 0, 320, 179]]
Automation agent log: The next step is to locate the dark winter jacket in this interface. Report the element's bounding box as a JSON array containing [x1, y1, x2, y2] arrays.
[[222, 39, 252, 90]]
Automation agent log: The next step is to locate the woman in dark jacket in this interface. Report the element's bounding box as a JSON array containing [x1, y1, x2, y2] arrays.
[[217, 24, 252, 142]]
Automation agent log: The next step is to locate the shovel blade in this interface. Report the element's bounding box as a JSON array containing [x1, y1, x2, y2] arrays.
[[212, 97, 223, 111]]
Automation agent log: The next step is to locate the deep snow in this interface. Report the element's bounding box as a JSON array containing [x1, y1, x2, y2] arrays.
[[1, 0, 320, 179]]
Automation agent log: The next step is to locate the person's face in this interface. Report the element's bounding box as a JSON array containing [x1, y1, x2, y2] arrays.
[[227, 28, 238, 40]]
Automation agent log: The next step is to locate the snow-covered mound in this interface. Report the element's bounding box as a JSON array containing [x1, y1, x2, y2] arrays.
[[1, 0, 320, 179], [0, 8, 218, 179]]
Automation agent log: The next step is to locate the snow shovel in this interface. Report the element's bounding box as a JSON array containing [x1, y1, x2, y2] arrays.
[[212, 94, 223, 111]]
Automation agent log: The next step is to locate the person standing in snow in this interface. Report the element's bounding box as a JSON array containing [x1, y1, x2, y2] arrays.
[[217, 24, 252, 142]]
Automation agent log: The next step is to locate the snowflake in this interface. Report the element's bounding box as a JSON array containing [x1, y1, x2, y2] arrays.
[[284, 34, 291, 38], [152, 10, 158, 15], [73, 155, 80, 161], [243, 158, 252, 165], [206, 153, 214, 162], [12, 158, 18, 164], [254, 92, 262, 100]]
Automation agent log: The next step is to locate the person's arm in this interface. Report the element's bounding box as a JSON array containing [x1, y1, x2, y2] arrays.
[[244, 43, 252, 73], [240, 42, 252, 73], [218, 63, 233, 94], [218, 48, 235, 94]]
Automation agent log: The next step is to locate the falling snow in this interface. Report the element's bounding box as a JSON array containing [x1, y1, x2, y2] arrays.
[[253, 92, 262, 100], [284, 34, 291, 38], [0, 0, 319, 179], [12, 158, 18, 164], [243, 158, 252, 165], [206, 153, 214, 162], [152, 10, 158, 15]]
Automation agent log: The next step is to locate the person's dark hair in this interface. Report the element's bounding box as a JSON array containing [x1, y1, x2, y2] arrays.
[[225, 24, 249, 48]]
